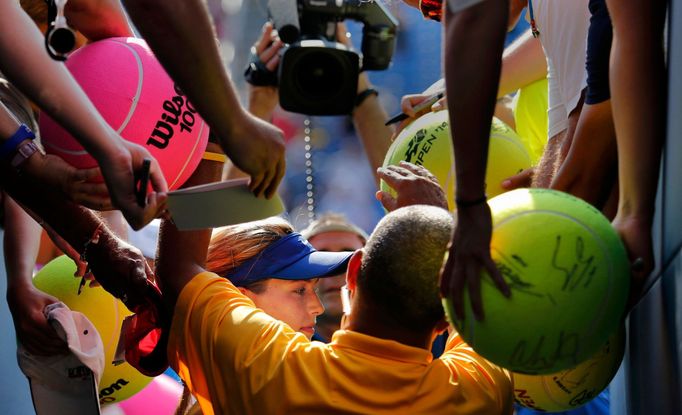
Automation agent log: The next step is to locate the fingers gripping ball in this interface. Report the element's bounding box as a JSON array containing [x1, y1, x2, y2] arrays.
[[39, 37, 209, 190], [513, 324, 625, 412], [443, 189, 630, 374], [33, 256, 153, 405], [380, 111, 532, 210]]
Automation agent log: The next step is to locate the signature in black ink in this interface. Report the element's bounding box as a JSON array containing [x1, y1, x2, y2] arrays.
[[511, 254, 528, 267], [569, 389, 598, 406], [490, 251, 548, 299], [550, 235, 598, 292], [509, 330, 580, 373]]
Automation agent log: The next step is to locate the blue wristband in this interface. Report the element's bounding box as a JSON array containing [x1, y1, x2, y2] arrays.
[[0, 124, 35, 159]]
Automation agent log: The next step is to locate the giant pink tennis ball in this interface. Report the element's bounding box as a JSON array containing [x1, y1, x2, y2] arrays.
[[40, 37, 208, 190]]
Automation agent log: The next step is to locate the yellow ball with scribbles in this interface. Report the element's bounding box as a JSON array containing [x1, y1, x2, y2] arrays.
[[513, 324, 625, 411], [380, 111, 532, 211], [442, 189, 629, 374]]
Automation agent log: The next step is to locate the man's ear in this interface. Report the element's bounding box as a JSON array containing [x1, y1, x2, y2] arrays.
[[346, 249, 363, 292], [435, 318, 450, 335]]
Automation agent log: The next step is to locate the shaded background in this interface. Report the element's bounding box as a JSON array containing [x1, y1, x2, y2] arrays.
[[214, 0, 445, 233]]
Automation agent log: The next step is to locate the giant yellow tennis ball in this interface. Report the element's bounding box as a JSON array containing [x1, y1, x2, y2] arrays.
[[443, 189, 629, 374], [513, 324, 625, 411], [380, 111, 532, 210], [33, 256, 153, 405]]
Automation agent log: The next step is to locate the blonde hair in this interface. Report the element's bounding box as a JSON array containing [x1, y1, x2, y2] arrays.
[[206, 217, 293, 282]]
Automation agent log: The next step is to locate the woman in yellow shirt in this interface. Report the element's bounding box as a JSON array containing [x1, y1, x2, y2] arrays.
[[206, 218, 352, 339]]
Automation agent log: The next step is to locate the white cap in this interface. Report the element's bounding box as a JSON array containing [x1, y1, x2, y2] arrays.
[[17, 302, 105, 415]]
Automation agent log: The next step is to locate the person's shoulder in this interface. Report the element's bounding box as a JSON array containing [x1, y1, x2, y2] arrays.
[[181, 270, 230, 294], [173, 271, 247, 317]]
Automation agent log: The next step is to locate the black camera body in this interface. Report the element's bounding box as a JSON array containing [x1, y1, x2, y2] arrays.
[[269, 0, 398, 115]]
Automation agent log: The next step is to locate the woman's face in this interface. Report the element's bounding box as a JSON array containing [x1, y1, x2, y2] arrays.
[[242, 279, 324, 339]]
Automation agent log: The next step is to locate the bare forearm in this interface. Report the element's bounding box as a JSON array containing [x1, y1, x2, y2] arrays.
[[0, 166, 101, 254], [608, 0, 666, 220], [0, 2, 123, 161], [445, 0, 508, 199], [2, 101, 99, 245], [494, 96, 516, 130], [3, 196, 42, 290], [123, 0, 245, 141], [498, 29, 547, 98], [156, 145, 223, 307], [353, 76, 393, 187]]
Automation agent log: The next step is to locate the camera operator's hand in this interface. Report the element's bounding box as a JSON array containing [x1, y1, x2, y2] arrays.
[[256, 22, 284, 74], [247, 22, 284, 121]]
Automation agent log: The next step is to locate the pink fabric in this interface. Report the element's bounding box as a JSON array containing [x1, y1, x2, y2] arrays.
[[117, 374, 183, 414]]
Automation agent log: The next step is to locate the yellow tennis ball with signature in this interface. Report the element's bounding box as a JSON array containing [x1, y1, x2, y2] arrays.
[[513, 324, 625, 411], [380, 111, 532, 211], [442, 189, 629, 374]]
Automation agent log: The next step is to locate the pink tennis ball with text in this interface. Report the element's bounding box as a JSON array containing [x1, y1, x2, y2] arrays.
[[40, 37, 208, 190]]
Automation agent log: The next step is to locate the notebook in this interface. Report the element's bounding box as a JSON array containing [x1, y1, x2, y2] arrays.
[[167, 178, 285, 230]]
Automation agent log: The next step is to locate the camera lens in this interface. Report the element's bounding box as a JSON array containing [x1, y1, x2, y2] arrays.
[[278, 42, 359, 114], [292, 51, 345, 100]]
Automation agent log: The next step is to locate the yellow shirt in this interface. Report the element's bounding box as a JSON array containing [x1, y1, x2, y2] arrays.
[[168, 272, 513, 415], [513, 78, 550, 165]]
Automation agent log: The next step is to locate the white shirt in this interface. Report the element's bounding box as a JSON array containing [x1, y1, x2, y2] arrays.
[[530, 0, 590, 138]]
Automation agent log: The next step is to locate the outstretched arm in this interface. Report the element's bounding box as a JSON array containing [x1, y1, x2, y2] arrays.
[[1, 108, 155, 310], [156, 143, 224, 309], [606, 0, 666, 295], [3, 195, 68, 356], [498, 29, 547, 98], [440, 0, 510, 321], [123, 0, 285, 199], [353, 73, 394, 187], [0, 1, 167, 229]]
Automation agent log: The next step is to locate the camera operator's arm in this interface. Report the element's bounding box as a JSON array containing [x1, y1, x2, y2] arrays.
[[247, 22, 283, 122], [244, 22, 392, 188], [340, 26, 394, 188], [122, 0, 285, 199], [353, 73, 393, 187]]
